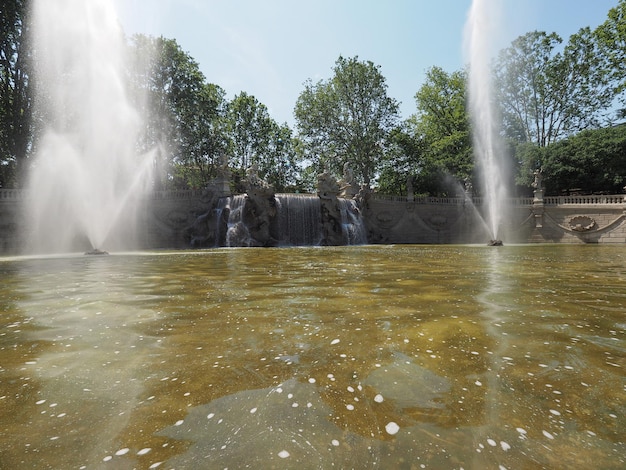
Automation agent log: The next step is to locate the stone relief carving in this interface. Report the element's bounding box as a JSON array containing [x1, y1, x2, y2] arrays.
[[568, 215, 597, 232]]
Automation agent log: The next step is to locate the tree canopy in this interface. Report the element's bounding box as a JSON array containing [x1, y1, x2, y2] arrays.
[[1, 1, 625, 197], [294, 56, 400, 187], [0, 0, 31, 188]]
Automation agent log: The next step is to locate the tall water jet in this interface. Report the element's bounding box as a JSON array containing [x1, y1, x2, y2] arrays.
[[25, 0, 154, 254], [464, 0, 508, 242]]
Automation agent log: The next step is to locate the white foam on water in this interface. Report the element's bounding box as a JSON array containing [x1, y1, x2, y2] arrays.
[[385, 422, 400, 435]]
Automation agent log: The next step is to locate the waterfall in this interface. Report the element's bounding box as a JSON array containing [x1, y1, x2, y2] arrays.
[[212, 194, 367, 247], [216, 195, 250, 247], [275, 194, 322, 246], [339, 198, 368, 245]]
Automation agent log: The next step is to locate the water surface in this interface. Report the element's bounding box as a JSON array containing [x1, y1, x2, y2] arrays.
[[1, 245, 624, 469]]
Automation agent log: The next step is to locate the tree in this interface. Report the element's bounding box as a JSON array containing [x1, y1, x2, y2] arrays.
[[226, 91, 274, 190], [494, 30, 614, 148], [129, 35, 228, 189], [294, 55, 400, 187], [405, 67, 472, 196], [541, 124, 626, 195], [260, 122, 301, 192], [0, 0, 31, 188], [594, 0, 626, 117]]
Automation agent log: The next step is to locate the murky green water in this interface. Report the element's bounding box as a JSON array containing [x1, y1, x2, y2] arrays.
[[1, 245, 624, 469]]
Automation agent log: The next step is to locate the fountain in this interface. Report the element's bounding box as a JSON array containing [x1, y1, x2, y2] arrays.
[[189, 167, 367, 247], [464, 0, 508, 244], [24, 0, 154, 254]]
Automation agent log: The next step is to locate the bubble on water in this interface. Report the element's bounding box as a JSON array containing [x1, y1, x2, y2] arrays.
[[374, 394, 384, 403], [149, 462, 162, 469], [115, 448, 129, 456], [331, 339, 340, 345], [385, 422, 400, 435], [308, 378, 316, 384], [475, 380, 482, 386], [500, 441, 511, 451], [331, 439, 340, 446], [174, 420, 184, 426], [292, 403, 299, 408], [207, 413, 215, 419], [347, 386, 355, 393], [542, 430, 555, 440], [346, 404, 354, 411], [103, 456, 112, 462], [57, 413, 66, 418], [487, 439, 497, 447], [278, 450, 290, 458], [137, 448, 152, 455], [250, 407, 257, 414], [549, 409, 561, 416], [36, 400, 46, 405], [586, 430, 596, 436]]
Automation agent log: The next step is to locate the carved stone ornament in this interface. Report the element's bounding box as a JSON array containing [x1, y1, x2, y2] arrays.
[[568, 215, 597, 232]]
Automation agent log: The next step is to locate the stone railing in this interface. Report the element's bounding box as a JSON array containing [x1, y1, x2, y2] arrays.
[[150, 189, 207, 200], [0, 189, 25, 200], [370, 194, 536, 206], [2, 188, 623, 206], [543, 195, 625, 205]]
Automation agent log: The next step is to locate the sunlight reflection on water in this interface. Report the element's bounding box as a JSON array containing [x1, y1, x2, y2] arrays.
[[0, 245, 624, 469]]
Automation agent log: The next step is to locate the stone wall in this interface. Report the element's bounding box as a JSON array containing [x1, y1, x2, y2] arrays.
[[1, 189, 625, 254]]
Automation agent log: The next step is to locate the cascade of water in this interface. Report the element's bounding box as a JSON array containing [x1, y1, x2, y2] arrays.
[[275, 194, 322, 246], [464, 0, 508, 242], [338, 199, 368, 245], [24, 0, 154, 254], [223, 195, 249, 247]]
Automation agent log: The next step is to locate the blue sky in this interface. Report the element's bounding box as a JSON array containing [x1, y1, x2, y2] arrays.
[[114, 0, 619, 126]]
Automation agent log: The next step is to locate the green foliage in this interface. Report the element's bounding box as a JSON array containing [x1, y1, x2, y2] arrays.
[[129, 35, 228, 189], [494, 30, 615, 147], [405, 67, 472, 196], [294, 55, 400, 187], [541, 124, 626, 194], [0, 0, 31, 188], [594, 0, 626, 115]]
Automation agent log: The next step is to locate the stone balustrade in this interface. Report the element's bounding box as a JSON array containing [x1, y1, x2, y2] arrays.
[[2, 188, 624, 206]]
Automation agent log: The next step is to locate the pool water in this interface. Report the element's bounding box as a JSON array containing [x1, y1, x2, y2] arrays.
[[0, 245, 624, 469]]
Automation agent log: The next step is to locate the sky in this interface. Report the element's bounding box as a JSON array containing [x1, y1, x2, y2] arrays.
[[113, 0, 620, 127]]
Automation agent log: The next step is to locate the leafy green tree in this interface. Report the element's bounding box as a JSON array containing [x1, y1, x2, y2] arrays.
[[260, 122, 301, 192], [541, 124, 626, 195], [376, 123, 426, 196], [0, 0, 31, 188], [294, 55, 400, 187], [129, 35, 228, 189], [494, 30, 614, 148], [406, 67, 472, 196], [594, 0, 626, 117], [226, 91, 274, 189]]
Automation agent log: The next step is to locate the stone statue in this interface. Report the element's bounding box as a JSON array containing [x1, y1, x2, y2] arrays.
[[246, 162, 260, 185], [317, 166, 340, 199], [217, 153, 230, 179], [339, 162, 357, 198], [532, 168, 543, 190]]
